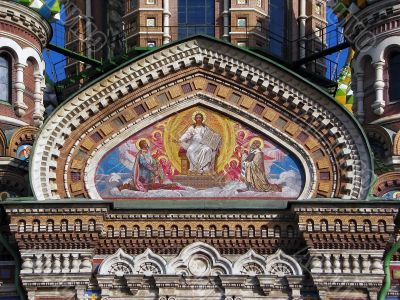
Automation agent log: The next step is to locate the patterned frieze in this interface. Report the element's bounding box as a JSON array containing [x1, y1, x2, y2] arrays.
[[30, 37, 372, 201]]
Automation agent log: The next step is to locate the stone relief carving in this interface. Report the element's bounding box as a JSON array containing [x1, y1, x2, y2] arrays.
[[97, 242, 302, 277]]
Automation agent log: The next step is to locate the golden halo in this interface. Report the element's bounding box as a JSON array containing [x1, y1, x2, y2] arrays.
[[393, 191, 400, 198], [135, 138, 150, 150], [152, 130, 163, 138], [192, 111, 207, 123], [249, 137, 265, 149], [236, 130, 248, 140]]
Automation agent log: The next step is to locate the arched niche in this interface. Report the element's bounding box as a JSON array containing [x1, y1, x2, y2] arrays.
[[87, 100, 310, 200], [30, 36, 372, 201]]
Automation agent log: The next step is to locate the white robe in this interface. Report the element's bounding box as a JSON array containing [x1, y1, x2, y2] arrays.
[[179, 125, 217, 173]]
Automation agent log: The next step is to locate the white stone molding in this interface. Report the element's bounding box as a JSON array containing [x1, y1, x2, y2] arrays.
[[265, 249, 303, 276], [0, 0, 52, 47], [133, 249, 167, 276], [14, 62, 27, 117], [308, 250, 384, 275], [98, 248, 135, 276], [21, 250, 94, 274], [30, 37, 372, 200], [232, 249, 267, 275], [372, 60, 386, 115], [162, 0, 171, 44], [167, 242, 232, 276]]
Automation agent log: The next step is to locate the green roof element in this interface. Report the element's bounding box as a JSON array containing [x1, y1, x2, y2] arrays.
[[335, 49, 354, 112], [12, 0, 61, 21], [331, 0, 380, 20]]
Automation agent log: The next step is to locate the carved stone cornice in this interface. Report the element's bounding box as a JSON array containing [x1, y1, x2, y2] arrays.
[[0, 0, 52, 47]]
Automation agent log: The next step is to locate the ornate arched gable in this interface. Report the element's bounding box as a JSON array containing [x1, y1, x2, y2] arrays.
[[30, 36, 372, 201], [98, 248, 135, 276]]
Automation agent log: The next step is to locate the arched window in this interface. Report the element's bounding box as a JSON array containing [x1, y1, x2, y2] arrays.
[[184, 225, 191, 237], [171, 225, 178, 237], [158, 225, 165, 237], [61, 219, 68, 232], [107, 226, 114, 238], [235, 225, 242, 238], [363, 220, 371, 233], [32, 220, 40, 233], [47, 220, 54, 232], [248, 225, 255, 238], [120, 225, 127, 238], [349, 220, 357, 233], [306, 219, 314, 232], [145, 225, 152, 237], [88, 219, 96, 231], [274, 225, 281, 238], [74, 219, 82, 232], [0, 54, 11, 103], [18, 220, 26, 233], [197, 225, 203, 238], [133, 225, 140, 237], [222, 225, 229, 237], [389, 52, 400, 102], [261, 225, 268, 237], [378, 220, 386, 233], [334, 220, 342, 232], [320, 220, 328, 232], [209, 225, 216, 237]]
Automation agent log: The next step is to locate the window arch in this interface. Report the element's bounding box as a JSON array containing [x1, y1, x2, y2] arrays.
[[235, 225, 242, 238], [389, 51, 400, 102], [261, 225, 268, 237], [47, 220, 54, 232], [209, 225, 216, 237], [120, 225, 127, 238], [18, 220, 26, 233], [32, 220, 40, 233], [274, 225, 281, 238], [334, 219, 342, 232], [197, 225, 204, 238], [74, 219, 82, 232], [145, 225, 152, 237], [363, 220, 371, 233], [107, 225, 114, 238], [306, 219, 314, 232], [133, 225, 140, 237], [158, 225, 165, 237], [184, 225, 191, 237], [349, 220, 357, 233], [320, 219, 328, 232], [222, 225, 229, 237], [88, 219, 96, 231], [171, 225, 178, 237], [248, 225, 255, 237], [378, 220, 386, 233], [61, 219, 68, 232], [0, 53, 11, 103]]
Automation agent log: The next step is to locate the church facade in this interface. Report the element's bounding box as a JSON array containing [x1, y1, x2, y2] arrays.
[[0, 0, 400, 300]]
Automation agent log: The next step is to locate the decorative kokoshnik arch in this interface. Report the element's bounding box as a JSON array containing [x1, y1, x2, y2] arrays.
[[30, 36, 372, 201]]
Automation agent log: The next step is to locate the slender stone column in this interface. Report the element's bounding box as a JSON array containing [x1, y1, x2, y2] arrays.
[[13, 63, 27, 117], [163, 0, 171, 44], [222, 0, 229, 41], [298, 0, 307, 59], [33, 73, 44, 127], [355, 71, 365, 122], [372, 61, 386, 115]]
